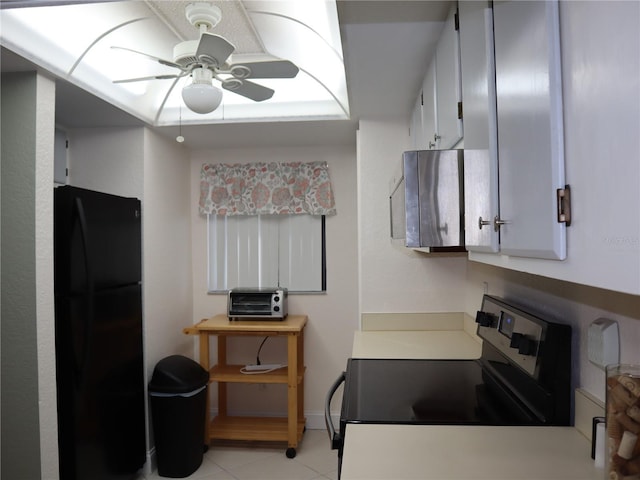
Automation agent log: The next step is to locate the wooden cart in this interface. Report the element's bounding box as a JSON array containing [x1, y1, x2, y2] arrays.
[[184, 314, 307, 458]]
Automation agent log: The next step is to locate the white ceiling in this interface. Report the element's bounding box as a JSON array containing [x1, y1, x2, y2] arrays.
[[0, 0, 453, 148]]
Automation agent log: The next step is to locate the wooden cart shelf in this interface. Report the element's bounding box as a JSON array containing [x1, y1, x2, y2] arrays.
[[210, 364, 306, 384], [185, 314, 308, 458], [209, 415, 305, 443]]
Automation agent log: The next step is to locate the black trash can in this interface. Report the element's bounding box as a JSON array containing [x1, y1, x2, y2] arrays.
[[149, 355, 209, 478]]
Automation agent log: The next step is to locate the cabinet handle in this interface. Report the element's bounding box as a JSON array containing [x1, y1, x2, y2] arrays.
[[428, 141, 436, 149], [493, 216, 509, 232], [433, 133, 442, 142], [478, 217, 491, 230]]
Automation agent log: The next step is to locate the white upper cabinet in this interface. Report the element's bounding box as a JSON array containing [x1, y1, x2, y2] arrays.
[[460, 0, 567, 259], [465, 1, 640, 295], [410, 6, 461, 151], [410, 92, 426, 150], [492, 0, 567, 260], [458, 1, 499, 253], [434, 5, 463, 149], [421, 60, 437, 150]]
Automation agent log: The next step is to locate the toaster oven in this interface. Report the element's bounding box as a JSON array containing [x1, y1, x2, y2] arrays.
[[227, 288, 288, 320]]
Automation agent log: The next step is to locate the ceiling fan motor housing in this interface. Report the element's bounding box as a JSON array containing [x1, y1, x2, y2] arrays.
[[173, 40, 200, 68]]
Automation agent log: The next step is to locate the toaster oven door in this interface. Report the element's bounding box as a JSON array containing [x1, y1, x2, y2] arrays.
[[229, 292, 273, 316]]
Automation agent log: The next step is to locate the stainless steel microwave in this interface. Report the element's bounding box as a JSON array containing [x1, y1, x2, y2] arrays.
[[389, 149, 465, 252], [227, 288, 288, 320]]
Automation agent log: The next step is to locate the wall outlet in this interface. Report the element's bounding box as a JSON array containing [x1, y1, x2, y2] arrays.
[[587, 318, 619, 369]]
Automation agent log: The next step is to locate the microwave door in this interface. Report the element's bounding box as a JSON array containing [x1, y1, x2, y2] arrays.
[[418, 152, 442, 246], [418, 150, 463, 247], [403, 151, 421, 248]]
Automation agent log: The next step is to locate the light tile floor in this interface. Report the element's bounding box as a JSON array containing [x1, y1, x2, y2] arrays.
[[146, 429, 339, 480]]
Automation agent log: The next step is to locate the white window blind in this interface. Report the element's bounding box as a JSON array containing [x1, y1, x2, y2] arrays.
[[207, 214, 325, 293]]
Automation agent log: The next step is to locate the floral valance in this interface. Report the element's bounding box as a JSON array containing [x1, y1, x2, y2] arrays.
[[199, 161, 336, 216]]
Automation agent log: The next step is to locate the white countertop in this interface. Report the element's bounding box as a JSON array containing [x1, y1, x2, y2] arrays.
[[341, 424, 601, 480], [352, 330, 482, 359]]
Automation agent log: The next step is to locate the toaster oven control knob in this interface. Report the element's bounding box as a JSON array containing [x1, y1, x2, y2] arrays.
[[274, 296, 280, 302], [475, 311, 496, 327], [274, 306, 280, 312]]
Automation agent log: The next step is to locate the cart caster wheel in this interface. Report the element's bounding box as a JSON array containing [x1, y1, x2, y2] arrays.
[[286, 447, 296, 459]]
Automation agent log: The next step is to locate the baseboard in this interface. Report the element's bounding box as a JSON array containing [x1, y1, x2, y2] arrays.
[[306, 411, 337, 430]]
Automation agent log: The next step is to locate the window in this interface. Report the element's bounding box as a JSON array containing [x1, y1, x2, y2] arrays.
[[207, 214, 326, 293]]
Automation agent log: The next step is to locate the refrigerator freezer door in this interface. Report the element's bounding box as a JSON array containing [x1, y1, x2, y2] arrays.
[[54, 186, 141, 293]]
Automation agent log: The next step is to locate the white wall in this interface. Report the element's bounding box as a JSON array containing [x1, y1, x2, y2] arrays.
[[357, 117, 468, 314], [68, 127, 144, 198], [1, 71, 58, 480], [142, 129, 193, 373], [189, 144, 359, 427]]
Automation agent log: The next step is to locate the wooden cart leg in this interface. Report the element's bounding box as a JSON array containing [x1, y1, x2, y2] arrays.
[[217, 336, 228, 418], [199, 332, 211, 445], [287, 333, 298, 457], [297, 331, 305, 426]]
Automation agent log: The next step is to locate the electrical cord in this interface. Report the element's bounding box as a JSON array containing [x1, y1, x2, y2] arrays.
[[256, 336, 268, 366], [239, 336, 286, 374], [239, 364, 287, 375]]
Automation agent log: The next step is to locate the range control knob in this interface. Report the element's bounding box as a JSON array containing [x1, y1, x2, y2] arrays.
[[475, 311, 496, 327], [509, 332, 523, 349], [510, 333, 536, 356]]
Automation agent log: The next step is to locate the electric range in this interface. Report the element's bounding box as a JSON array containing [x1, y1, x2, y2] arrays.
[[325, 295, 572, 478]]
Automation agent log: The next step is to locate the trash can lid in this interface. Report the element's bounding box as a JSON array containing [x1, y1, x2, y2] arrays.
[[149, 355, 209, 394]]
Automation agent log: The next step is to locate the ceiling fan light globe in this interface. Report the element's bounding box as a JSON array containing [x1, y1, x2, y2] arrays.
[[182, 83, 223, 114]]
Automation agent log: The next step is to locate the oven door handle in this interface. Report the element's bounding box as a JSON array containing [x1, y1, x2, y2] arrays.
[[325, 371, 346, 450]]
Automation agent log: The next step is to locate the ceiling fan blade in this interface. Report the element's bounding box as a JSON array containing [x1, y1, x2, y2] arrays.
[[111, 46, 183, 70], [231, 60, 299, 79], [196, 33, 235, 67], [113, 73, 186, 84], [221, 80, 274, 102]]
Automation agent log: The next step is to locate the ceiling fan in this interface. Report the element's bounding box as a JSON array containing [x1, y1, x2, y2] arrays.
[[112, 2, 299, 114]]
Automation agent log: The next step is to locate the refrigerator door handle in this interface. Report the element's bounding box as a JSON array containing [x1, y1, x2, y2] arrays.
[[73, 197, 95, 388]]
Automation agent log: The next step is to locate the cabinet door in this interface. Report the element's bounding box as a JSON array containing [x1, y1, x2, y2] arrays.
[[410, 92, 425, 150], [434, 6, 463, 149], [493, 0, 566, 260], [422, 60, 437, 149], [459, 1, 499, 252]]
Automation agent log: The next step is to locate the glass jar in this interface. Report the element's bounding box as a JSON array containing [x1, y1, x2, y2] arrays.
[[606, 364, 640, 479]]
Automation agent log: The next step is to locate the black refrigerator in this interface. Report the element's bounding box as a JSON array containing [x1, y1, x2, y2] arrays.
[[54, 186, 145, 480]]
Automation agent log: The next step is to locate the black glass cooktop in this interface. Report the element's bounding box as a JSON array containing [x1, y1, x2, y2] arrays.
[[341, 358, 538, 426]]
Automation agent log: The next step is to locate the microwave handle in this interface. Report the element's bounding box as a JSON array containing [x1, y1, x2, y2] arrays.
[[325, 371, 346, 450]]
